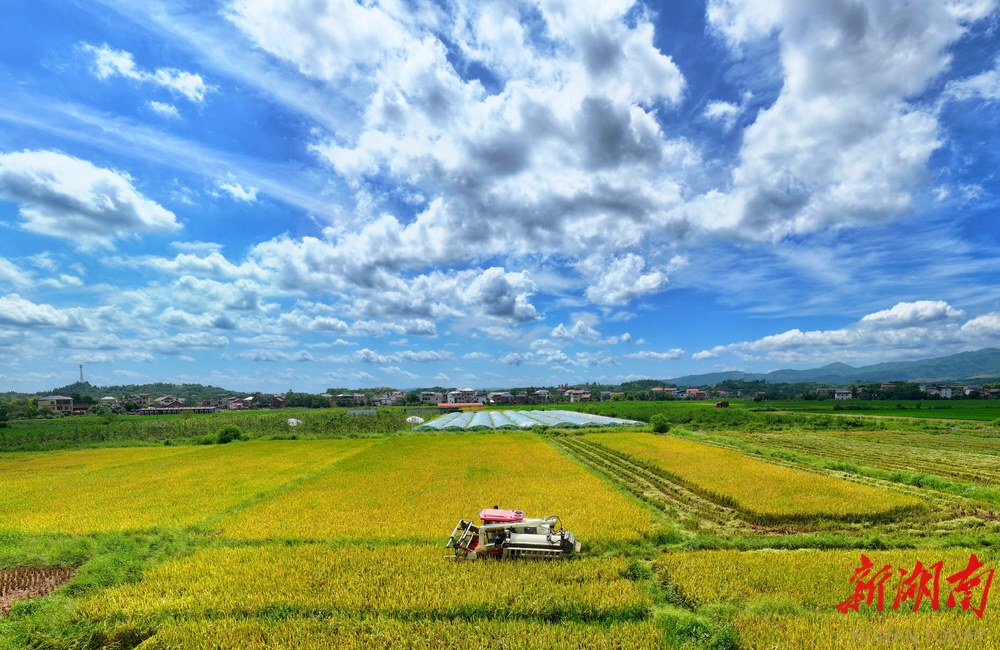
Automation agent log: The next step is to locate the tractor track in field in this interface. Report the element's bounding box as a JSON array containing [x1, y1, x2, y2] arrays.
[[551, 436, 763, 536]]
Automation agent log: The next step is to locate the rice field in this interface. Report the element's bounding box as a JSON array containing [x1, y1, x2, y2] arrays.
[[216, 433, 656, 542], [5, 406, 1000, 648], [83, 545, 652, 622], [659, 548, 1000, 648], [583, 431, 924, 522], [0, 440, 375, 533]]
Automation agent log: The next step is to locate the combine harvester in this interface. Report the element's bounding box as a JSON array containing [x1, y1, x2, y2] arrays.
[[445, 507, 581, 560]]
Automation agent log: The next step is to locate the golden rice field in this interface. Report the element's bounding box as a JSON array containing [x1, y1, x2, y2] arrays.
[[583, 432, 923, 522], [135, 616, 665, 649], [217, 433, 656, 542], [83, 545, 652, 622], [0, 440, 375, 533], [659, 548, 1000, 648]]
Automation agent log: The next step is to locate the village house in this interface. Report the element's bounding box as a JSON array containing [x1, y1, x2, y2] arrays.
[[419, 391, 444, 405], [833, 389, 852, 400], [37, 395, 73, 414]]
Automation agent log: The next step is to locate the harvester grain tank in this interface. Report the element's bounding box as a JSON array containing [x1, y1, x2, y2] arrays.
[[445, 507, 580, 560]]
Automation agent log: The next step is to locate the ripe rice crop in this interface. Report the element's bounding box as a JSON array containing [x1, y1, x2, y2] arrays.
[[217, 433, 655, 542], [83, 544, 652, 623], [137, 616, 665, 649], [660, 549, 1000, 648], [584, 432, 922, 522], [0, 440, 374, 533]]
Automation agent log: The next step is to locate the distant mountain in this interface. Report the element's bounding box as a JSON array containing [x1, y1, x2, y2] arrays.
[[34, 381, 237, 400], [667, 348, 1000, 386]]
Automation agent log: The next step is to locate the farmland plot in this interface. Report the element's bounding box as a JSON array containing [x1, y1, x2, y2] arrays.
[[84, 545, 652, 622], [0, 440, 374, 533], [217, 433, 655, 542], [582, 432, 923, 522]]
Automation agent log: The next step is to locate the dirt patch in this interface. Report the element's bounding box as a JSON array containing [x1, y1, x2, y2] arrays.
[[0, 566, 76, 614]]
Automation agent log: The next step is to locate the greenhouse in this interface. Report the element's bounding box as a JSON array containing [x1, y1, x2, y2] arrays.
[[414, 409, 642, 431]]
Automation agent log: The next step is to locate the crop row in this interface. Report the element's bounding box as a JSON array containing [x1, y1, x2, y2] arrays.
[[216, 433, 655, 542], [581, 432, 924, 523], [0, 440, 374, 533], [83, 545, 653, 623], [132, 616, 665, 649], [552, 436, 754, 536]]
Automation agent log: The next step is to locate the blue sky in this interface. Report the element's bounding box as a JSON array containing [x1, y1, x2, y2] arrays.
[[1, 0, 1000, 393]]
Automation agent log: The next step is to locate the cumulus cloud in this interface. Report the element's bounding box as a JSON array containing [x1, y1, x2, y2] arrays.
[[580, 253, 669, 305], [0, 294, 88, 330], [226, 0, 689, 307], [699, 0, 993, 239], [82, 43, 212, 103], [0, 150, 180, 250], [694, 300, 1000, 365]]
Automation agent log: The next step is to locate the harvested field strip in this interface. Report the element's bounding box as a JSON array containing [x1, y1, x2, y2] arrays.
[[1, 566, 76, 614], [0, 440, 375, 533], [658, 548, 1000, 648], [217, 433, 654, 542], [551, 437, 752, 535], [136, 616, 666, 649], [83, 545, 652, 623], [583, 432, 924, 523], [829, 430, 1000, 455], [714, 431, 1000, 485], [672, 430, 1000, 518]]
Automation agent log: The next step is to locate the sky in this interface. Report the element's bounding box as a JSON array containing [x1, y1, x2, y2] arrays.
[[1, 0, 1000, 393]]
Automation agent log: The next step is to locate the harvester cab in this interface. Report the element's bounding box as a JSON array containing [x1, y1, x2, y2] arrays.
[[445, 507, 581, 560]]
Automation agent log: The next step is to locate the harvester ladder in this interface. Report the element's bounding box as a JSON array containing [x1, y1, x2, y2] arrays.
[[446, 519, 477, 551]]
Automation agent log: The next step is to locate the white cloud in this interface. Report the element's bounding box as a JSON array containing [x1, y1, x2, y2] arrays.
[[696, 300, 1000, 365], [551, 320, 601, 340], [581, 253, 669, 305], [148, 101, 180, 118], [235, 349, 314, 362], [0, 150, 180, 250], [0, 294, 88, 330], [0, 258, 32, 288], [83, 43, 212, 103], [944, 57, 1000, 102], [227, 0, 689, 308], [699, 0, 994, 239], [703, 100, 741, 130], [217, 173, 259, 202], [624, 349, 685, 360]]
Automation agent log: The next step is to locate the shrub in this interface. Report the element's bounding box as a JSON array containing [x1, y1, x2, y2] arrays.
[[650, 414, 671, 434], [216, 425, 244, 444]]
